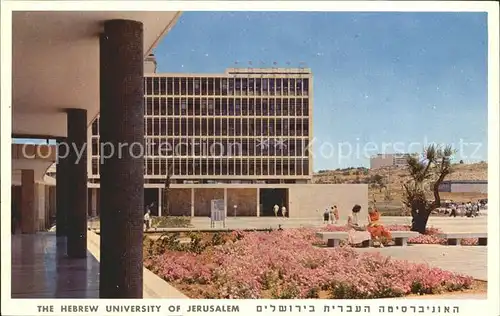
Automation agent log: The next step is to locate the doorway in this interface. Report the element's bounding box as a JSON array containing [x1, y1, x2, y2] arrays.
[[259, 188, 288, 217], [144, 188, 159, 216]]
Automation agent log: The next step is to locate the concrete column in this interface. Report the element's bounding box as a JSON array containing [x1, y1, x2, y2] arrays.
[[190, 188, 195, 217], [256, 188, 260, 217], [66, 108, 88, 258], [99, 20, 144, 299], [20, 169, 36, 234], [223, 188, 228, 218], [91, 188, 97, 217], [36, 184, 46, 231], [158, 188, 162, 217], [56, 139, 69, 237]]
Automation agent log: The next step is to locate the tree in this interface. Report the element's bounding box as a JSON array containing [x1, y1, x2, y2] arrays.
[[369, 174, 386, 192], [163, 164, 174, 216], [402, 144, 454, 233]]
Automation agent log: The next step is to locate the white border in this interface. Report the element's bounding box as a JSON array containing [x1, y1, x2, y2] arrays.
[[1, 1, 498, 316]]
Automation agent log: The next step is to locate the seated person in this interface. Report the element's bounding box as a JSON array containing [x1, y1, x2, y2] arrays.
[[367, 207, 394, 247], [346, 204, 371, 246]]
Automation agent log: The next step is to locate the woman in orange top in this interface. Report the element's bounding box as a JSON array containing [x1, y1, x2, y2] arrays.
[[367, 207, 394, 247], [331, 205, 339, 224]]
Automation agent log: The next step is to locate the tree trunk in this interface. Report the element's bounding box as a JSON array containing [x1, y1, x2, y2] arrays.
[[163, 165, 173, 216], [410, 201, 430, 234]]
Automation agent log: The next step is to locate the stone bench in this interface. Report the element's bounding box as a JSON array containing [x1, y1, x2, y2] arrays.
[[390, 231, 420, 246], [437, 232, 487, 246], [316, 231, 419, 247], [316, 232, 350, 247]]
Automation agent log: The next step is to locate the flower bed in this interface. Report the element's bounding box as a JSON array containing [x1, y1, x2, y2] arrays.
[[144, 228, 475, 299]]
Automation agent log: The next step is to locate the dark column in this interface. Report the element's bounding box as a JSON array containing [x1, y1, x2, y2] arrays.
[[99, 20, 144, 298], [56, 139, 68, 237], [66, 109, 88, 258], [20, 169, 36, 234]]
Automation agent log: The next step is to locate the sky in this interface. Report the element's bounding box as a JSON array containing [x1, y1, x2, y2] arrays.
[[14, 11, 488, 170]]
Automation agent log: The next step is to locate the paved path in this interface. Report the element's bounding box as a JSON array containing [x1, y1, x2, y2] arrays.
[[11, 233, 99, 298], [128, 216, 487, 232], [89, 215, 487, 232], [355, 244, 487, 281]]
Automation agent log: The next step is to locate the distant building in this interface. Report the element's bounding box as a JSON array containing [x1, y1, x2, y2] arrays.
[[370, 153, 418, 169], [438, 180, 487, 194]]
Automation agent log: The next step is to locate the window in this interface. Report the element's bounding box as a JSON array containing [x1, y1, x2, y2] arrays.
[[222, 79, 228, 95], [91, 138, 99, 155], [159, 78, 166, 94], [201, 99, 207, 115], [91, 119, 99, 135], [214, 78, 221, 95], [180, 98, 187, 115], [145, 77, 153, 95], [187, 78, 194, 95], [303, 78, 309, 96], [208, 99, 214, 115], [234, 99, 241, 115], [173, 78, 180, 95], [153, 98, 160, 115], [153, 78, 160, 95], [296, 79, 303, 96], [166, 78, 173, 95], [194, 79, 201, 95]]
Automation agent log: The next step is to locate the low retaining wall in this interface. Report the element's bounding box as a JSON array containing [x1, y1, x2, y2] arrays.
[[86, 230, 187, 298]]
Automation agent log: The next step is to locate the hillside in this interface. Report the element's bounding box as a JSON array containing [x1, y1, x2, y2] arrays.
[[313, 162, 488, 214]]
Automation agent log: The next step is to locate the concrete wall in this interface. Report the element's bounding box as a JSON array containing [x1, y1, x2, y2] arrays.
[[288, 184, 368, 222], [167, 188, 192, 216], [193, 188, 224, 217], [451, 183, 487, 194], [370, 156, 394, 169], [227, 188, 258, 216]]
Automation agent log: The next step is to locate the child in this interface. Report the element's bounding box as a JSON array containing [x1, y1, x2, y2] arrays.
[[332, 205, 339, 224]]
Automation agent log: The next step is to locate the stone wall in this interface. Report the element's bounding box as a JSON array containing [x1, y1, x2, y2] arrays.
[[288, 184, 368, 221], [227, 188, 258, 217], [193, 188, 224, 217], [167, 188, 192, 216]]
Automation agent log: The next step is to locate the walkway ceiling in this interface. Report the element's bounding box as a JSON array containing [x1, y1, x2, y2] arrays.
[[12, 11, 181, 139]]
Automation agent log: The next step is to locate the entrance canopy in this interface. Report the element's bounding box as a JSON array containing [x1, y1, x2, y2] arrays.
[[12, 11, 181, 139]]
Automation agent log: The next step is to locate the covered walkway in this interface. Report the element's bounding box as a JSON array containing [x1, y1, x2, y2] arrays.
[[11, 233, 99, 298], [8, 10, 182, 299]]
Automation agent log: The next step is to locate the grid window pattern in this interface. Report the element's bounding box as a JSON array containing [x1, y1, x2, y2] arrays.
[[89, 70, 312, 181]]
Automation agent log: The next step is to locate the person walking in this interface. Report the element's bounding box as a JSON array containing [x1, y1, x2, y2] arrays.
[[144, 209, 151, 231], [323, 209, 330, 224], [449, 204, 457, 217], [273, 204, 279, 217], [281, 205, 287, 218], [331, 205, 339, 224]]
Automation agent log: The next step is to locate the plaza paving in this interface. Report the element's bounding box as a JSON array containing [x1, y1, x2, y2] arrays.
[[11, 233, 99, 298], [356, 244, 487, 281], [187, 215, 488, 232]]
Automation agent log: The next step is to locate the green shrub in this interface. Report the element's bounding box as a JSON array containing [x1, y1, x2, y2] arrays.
[[151, 216, 192, 228]]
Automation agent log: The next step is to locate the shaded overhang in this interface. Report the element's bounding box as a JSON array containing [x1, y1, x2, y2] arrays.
[[12, 11, 181, 139], [11, 144, 57, 185]]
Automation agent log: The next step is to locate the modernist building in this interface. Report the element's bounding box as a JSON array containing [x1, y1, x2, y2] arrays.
[[87, 56, 318, 217], [438, 180, 488, 194], [370, 153, 418, 169]]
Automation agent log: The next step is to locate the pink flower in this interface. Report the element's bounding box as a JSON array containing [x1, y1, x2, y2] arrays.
[[146, 227, 474, 299]]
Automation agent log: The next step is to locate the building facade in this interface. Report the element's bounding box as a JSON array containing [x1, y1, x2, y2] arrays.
[[438, 180, 488, 194], [370, 153, 418, 169], [85, 56, 367, 218], [89, 66, 313, 184]]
